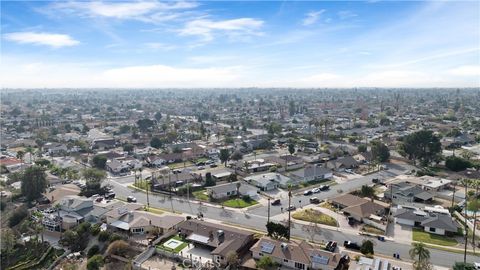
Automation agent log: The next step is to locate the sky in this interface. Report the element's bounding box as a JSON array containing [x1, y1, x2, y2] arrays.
[[1, 0, 479, 88]]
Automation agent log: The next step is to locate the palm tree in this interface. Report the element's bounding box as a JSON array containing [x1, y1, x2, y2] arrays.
[[287, 184, 292, 240], [470, 179, 480, 250], [26, 146, 34, 164], [236, 182, 241, 198], [409, 242, 431, 270]]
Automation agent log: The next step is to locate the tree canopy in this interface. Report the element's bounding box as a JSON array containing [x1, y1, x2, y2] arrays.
[[219, 149, 230, 166], [21, 166, 47, 201], [136, 118, 155, 132], [92, 154, 107, 169], [150, 137, 163, 149], [399, 130, 442, 166], [266, 221, 289, 240], [371, 140, 390, 162]]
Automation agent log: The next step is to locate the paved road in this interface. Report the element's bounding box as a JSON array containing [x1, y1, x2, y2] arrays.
[[108, 163, 479, 267]]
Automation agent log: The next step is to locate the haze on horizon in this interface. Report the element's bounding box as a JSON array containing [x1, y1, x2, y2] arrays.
[[1, 0, 479, 88]]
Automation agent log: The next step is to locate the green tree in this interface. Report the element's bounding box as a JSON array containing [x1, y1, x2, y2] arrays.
[[136, 118, 155, 132], [288, 143, 295, 155], [409, 242, 432, 270], [220, 149, 230, 167], [358, 144, 367, 153], [371, 140, 390, 162], [360, 240, 374, 255], [123, 144, 134, 154], [226, 250, 239, 269], [87, 245, 100, 258], [150, 137, 163, 149], [230, 150, 243, 162], [204, 172, 215, 187], [81, 168, 106, 196], [154, 112, 162, 121], [1, 228, 16, 266], [360, 185, 375, 201], [399, 130, 441, 166], [9, 207, 29, 227], [266, 221, 289, 240], [256, 256, 277, 270], [92, 154, 107, 169], [87, 255, 104, 270], [453, 262, 475, 270], [21, 166, 47, 201], [445, 156, 472, 172]]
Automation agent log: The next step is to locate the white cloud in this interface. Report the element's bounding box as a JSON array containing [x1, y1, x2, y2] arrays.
[[337, 10, 357, 20], [48, 1, 198, 22], [302, 10, 325, 26], [448, 65, 480, 76], [3, 32, 79, 48], [179, 18, 263, 41], [144, 42, 177, 51]]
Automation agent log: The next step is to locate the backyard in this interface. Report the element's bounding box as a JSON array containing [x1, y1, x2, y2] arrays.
[[292, 209, 337, 226], [412, 228, 458, 246], [156, 235, 188, 253]]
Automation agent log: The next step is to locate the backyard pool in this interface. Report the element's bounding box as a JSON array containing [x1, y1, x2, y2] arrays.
[[163, 238, 184, 250]]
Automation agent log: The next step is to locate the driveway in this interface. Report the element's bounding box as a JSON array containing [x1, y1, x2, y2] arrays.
[[392, 223, 412, 244]]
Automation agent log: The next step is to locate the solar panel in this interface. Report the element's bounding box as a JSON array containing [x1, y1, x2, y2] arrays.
[[311, 254, 329, 265], [260, 242, 275, 254]]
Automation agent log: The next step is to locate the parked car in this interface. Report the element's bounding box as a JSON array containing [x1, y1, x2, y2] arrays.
[[309, 197, 320, 204], [286, 205, 296, 211], [209, 164, 218, 168], [343, 241, 360, 250], [105, 192, 115, 199], [345, 169, 353, 174], [95, 197, 104, 203], [319, 185, 330, 191], [197, 166, 205, 170], [311, 188, 320, 193], [347, 216, 356, 226], [127, 196, 137, 203], [271, 199, 281, 206], [372, 178, 380, 184], [326, 241, 337, 252], [304, 190, 313, 196]]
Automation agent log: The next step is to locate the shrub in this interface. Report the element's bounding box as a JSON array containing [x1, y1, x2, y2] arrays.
[[9, 206, 28, 227], [109, 233, 123, 242], [360, 240, 374, 255], [98, 231, 111, 242], [242, 195, 252, 202], [90, 224, 101, 236], [87, 255, 104, 270], [106, 240, 129, 257], [87, 245, 100, 258], [77, 222, 91, 235]]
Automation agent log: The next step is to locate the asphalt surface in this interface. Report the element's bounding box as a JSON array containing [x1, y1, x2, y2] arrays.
[[109, 162, 479, 267]]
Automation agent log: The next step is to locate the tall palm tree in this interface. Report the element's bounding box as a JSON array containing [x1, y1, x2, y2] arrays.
[[470, 179, 480, 250], [409, 242, 430, 269], [287, 184, 292, 240], [26, 146, 34, 164], [236, 182, 241, 198]]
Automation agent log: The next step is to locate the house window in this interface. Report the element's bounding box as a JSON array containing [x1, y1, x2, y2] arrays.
[[132, 228, 144, 233], [429, 227, 436, 232], [294, 262, 305, 269], [284, 259, 289, 263], [227, 192, 230, 195], [259, 253, 263, 256]]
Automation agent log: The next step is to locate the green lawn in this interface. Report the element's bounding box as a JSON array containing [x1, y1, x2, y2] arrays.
[[223, 198, 258, 208], [467, 198, 480, 212], [192, 190, 209, 201], [133, 180, 150, 190], [145, 207, 163, 215], [157, 235, 188, 253], [292, 209, 337, 226], [412, 228, 458, 246], [168, 161, 193, 169]]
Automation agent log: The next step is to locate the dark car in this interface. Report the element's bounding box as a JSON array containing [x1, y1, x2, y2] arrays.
[[372, 178, 380, 184], [271, 199, 281, 206], [105, 192, 115, 199], [344, 241, 360, 250], [309, 197, 320, 204], [303, 190, 313, 196], [286, 205, 296, 211], [209, 164, 218, 168], [319, 185, 330, 191], [127, 196, 137, 203], [326, 241, 337, 252], [348, 216, 356, 226]]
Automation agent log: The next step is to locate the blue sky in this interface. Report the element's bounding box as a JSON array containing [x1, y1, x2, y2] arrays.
[[1, 1, 479, 88]]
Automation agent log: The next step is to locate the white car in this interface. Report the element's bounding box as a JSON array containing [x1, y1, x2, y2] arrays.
[[311, 188, 320, 193]]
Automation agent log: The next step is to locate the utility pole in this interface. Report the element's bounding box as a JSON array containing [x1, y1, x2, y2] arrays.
[[267, 198, 271, 223], [146, 172, 151, 209], [451, 181, 456, 208], [288, 186, 292, 240]]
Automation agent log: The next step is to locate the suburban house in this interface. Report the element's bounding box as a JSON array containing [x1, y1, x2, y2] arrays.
[[92, 138, 116, 150], [250, 236, 343, 270], [290, 165, 333, 183], [146, 153, 184, 166], [177, 220, 255, 266], [330, 194, 388, 223], [327, 156, 359, 171], [205, 181, 258, 200], [265, 155, 304, 171], [42, 195, 110, 231], [384, 182, 434, 204], [0, 157, 24, 172], [394, 206, 459, 235], [107, 208, 184, 235], [106, 159, 130, 175], [353, 152, 373, 164], [244, 173, 295, 190], [243, 159, 277, 173], [211, 171, 233, 182], [44, 143, 68, 156], [152, 172, 202, 191]]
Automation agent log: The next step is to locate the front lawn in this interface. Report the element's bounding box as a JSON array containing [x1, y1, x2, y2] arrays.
[[292, 209, 337, 226], [223, 198, 258, 208], [361, 224, 385, 235], [412, 228, 458, 246], [192, 190, 209, 201]]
